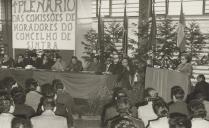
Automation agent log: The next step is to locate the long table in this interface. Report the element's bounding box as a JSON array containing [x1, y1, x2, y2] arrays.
[[0, 69, 117, 99], [145, 67, 189, 102]]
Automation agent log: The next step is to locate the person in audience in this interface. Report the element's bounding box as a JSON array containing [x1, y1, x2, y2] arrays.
[[194, 74, 209, 101], [14, 54, 26, 68], [29, 53, 42, 68], [138, 88, 158, 126], [188, 99, 209, 128], [12, 117, 32, 128], [193, 92, 209, 120], [111, 52, 123, 75], [169, 86, 189, 117], [52, 79, 75, 114], [147, 98, 169, 128], [31, 97, 68, 128], [1, 77, 18, 93], [37, 84, 74, 127], [51, 56, 66, 71], [168, 113, 191, 128], [0, 91, 15, 128], [104, 57, 114, 73], [11, 87, 35, 118], [176, 53, 193, 93], [1, 54, 14, 68], [39, 54, 53, 69], [87, 56, 104, 73], [101, 87, 127, 127], [117, 57, 135, 90], [107, 96, 145, 128], [66, 56, 83, 72], [25, 78, 42, 111]]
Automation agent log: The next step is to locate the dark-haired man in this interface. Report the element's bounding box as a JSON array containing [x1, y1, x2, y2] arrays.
[[31, 97, 68, 128], [169, 113, 191, 128]]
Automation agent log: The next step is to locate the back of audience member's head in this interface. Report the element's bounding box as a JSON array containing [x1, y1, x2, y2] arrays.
[[52, 79, 64, 91], [197, 74, 205, 82], [12, 117, 32, 128], [41, 83, 55, 98], [25, 78, 39, 92], [152, 98, 169, 118], [169, 113, 191, 128], [42, 97, 56, 111], [194, 92, 207, 101], [171, 86, 185, 101], [115, 95, 130, 115], [144, 88, 158, 99], [188, 99, 206, 118], [0, 91, 13, 113], [112, 87, 124, 101], [2, 77, 17, 91], [110, 116, 137, 128], [12, 90, 26, 105]]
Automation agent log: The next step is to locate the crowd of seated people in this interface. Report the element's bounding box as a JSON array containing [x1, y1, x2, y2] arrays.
[[0, 77, 74, 128], [101, 74, 209, 128]]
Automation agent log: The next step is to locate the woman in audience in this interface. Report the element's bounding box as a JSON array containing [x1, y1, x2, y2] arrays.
[[188, 99, 209, 128], [168, 113, 191, 128], [147, 98, 169, 128], [0, 91, 15, 128], [12, 117, 32, 128], [169, 86, 189, 117], [11, 87, 35, 119], [176, 53, 193, 93], [25, 78, 42, 111]]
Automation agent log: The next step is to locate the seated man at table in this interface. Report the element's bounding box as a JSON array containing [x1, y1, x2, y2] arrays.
[[1, 54, 14, 68], [87, 56, 104, 73], [29, 53, 42, 69], [66, 56, 83, 72], [14, 54, 27, 68]]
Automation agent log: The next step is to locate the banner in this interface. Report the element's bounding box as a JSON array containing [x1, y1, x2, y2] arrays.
[[12, 0, 76, 50]]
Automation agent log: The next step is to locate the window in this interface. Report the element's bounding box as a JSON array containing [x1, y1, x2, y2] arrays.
[[169, 0, 203, 15], [204, 0, 209, 14], [92, 0, 110, 17], [155, 0, 166, 15]]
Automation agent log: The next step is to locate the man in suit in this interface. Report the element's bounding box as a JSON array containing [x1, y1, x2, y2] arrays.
[[31, 97, 68, 128], [66, 56, 83, 72]]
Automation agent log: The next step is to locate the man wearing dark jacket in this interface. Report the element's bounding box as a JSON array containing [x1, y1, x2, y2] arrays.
[[194, 74, 209, 101]]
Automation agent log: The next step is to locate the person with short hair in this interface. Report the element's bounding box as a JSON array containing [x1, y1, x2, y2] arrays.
[[188, 100, 209, 128], [1, 77, 18, 92], [169, 86, 189, 117], [29, 53, 42, 68], [1, 54, 14, 68], [31, 97, 68, 128], [0, 91, 15, 128], [194, 74, 209, 101], [25, 78, 42, 111], [107, 94, 145, 128], [11, 87, 35, 118], [14, 54, 27, 68], [168, 113, 191, 128], [12, 117, 32, 128], [138, 88, 158, 126], [37, 84, 74, 127], [147, 98, 169, 128]]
